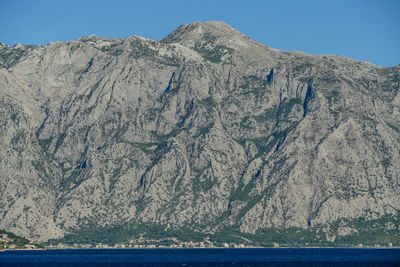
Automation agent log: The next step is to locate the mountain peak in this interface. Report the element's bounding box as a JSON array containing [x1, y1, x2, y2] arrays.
[[160, 21, 247, 46], [203, 20, 238, 30]]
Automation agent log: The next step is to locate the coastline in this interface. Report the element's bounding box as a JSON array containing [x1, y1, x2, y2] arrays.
[[2, 246, 399, 252]]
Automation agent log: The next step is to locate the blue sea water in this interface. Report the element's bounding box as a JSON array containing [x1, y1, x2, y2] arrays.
[[0, 248, 399, 266]]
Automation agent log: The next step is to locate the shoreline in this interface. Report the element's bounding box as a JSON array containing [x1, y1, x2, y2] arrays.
[[2, 246, 399, 252]]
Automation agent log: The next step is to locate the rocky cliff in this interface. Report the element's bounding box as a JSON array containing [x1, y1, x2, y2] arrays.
[[0, 21, 399, 244]]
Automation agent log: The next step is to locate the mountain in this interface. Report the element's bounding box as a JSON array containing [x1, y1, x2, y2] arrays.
[[0, 21, 399, 246]]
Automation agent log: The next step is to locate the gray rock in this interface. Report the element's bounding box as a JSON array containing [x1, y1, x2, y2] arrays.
[[0, 21, 399, 242]]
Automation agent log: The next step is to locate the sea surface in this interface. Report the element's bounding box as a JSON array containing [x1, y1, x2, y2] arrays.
[[0, 248, 399, 266]]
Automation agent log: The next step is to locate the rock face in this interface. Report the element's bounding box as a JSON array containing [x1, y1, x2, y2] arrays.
[[0, 21, 399, 242]]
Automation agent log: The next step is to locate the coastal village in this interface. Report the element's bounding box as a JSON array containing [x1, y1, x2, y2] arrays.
[[0, 232, 43, 250], [1, 229, 255, 250], [1, 230, 394, 250], [47, 235, 253, 249]]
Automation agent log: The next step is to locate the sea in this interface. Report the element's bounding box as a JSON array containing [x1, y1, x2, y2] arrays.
[[0, 248, 399, 266]]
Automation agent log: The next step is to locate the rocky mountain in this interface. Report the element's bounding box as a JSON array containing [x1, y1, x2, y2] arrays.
[[0, 21, 399, 245]]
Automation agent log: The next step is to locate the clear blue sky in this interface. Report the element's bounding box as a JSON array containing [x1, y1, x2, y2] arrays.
[[1, 0, 399, 67]]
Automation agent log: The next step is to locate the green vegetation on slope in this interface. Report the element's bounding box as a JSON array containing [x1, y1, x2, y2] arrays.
[[0, 229, 45, 250], [48, 215, 400, 247]]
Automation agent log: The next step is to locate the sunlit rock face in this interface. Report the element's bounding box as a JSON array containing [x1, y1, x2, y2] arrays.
[[0, 21, 399, 242]]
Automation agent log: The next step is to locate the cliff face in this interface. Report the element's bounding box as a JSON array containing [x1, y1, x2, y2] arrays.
[[0, 21, 399, 242]]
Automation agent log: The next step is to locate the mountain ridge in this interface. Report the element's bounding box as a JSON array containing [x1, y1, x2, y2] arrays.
[[2, 21, 392, 68]]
